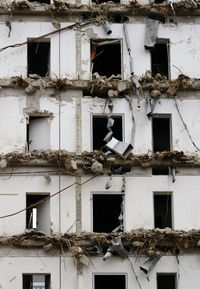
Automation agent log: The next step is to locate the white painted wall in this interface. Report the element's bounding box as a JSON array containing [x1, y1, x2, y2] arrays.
[[82, 174, 200, 232], [81, 254, 199, 289], [0, 93, 199, 154], [0, 18, 200, 79]]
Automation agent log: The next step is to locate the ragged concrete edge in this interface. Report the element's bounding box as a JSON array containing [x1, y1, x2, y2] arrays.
[[0, 150, 200, 174], [0, 74, 200, 97], [0, 0, 200, 17], [1, 228, 200, 255]]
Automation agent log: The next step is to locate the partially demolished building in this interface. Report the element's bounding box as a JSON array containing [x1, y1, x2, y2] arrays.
[[0, 0, 200, 288]]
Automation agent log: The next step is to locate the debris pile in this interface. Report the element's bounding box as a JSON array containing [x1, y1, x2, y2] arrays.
[[2, 228, 200, 255]]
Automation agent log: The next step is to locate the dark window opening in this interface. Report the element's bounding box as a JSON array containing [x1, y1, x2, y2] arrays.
[[154, 194, 172, 229], [91, 40, 121, 78], [27, 116, 50, 151], [151, 43, 169, 78], [29, 0, 50, 3], [153, 117, 171, 152], [23, 274, 50, 289], [92, 0, 120, 5], [93, 194, 123, 233], [154, 0, 165, 3], [94, 275, 126, 289], [157, 274, 176, 289], [26, 194, 50, 234], [28, 41, 50, 77], [152, 166, 169, 175], [93, 115, 122, 150]]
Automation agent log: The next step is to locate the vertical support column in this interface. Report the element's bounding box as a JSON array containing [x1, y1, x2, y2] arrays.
[[76, 30, 82, 79], [76, 175, 82, 233]]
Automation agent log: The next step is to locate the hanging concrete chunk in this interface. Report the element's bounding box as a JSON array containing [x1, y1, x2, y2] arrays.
[[105, 137, 133, 159], [140, 254, 161, 279], [103, 237, 128, 261], [144, 18, 159, 49]]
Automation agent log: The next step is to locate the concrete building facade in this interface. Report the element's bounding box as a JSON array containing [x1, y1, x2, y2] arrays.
[[0, 0, 200, 288]]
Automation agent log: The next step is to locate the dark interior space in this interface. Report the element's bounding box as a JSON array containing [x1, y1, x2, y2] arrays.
[[151, 43, 169, 78], [154, 0, 165, 3], [23, 274, 50, 289], [94, 275, 125, 289], [26, 194, 48, 229], [157, 274, 176, 289], [29, 0, 50, 3], [91, 41, 121, 77], [93, 194, 123, 233], [154, 194, 172, 228], [93, 116, 122, 150], [92, 0, 120, 3], [152, 117, 170, 152], [152, 166, 169, 175], [28, 41, 50, 77]]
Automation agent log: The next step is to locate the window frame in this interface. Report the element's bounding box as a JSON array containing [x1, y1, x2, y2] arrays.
[[91, 191, 126, 233], [153, 191, 174, 229]]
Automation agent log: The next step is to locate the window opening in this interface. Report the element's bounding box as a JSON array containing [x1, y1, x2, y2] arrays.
[[154, 193, 172, 229], [93, 115, 122, 151], [151, 43, 169, 78], [28, 41, 50, 77], [94, 275, 126, 289], [154, 0, 165, 4], [157, 274, 176, 289], [91, 40, 121, 78], [152, 166, 169, 175], [27, 116, 50, 151], [93, 194, 123, 233], [26, 194, 50, 235], [92, 0, 120, 3], [152, 116, 171, 152], [23, 274, 50, 289], [29, 0, 50, 3]]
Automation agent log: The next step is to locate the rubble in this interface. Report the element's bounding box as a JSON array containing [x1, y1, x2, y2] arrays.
[[2, 228, 200, 256], [0, 74, 199, 98], [0, 150, 199, 174], [0, 0, 199, 18]]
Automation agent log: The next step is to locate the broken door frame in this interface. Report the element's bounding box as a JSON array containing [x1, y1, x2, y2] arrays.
[[151, 39, 170, 80], [153, 191, 174, 229], [90, 38, 123, 79], [91, 113, 125, 151], [152, 114, 173, 152], [26, 113, 51, 151], [91, 191, 126, 233], [92, 273, 128, 289], [27, 38, 51, 77], [156, 273, 177, 289]]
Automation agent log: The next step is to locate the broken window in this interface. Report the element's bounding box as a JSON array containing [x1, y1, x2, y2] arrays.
[[91, 40, 121, 78], [154, 0, 165, 3], [92, 115, 123, 151], [93, 194, 124, 233], [94, 275, 126, 289], [26, 194, 50, 235], [28, 40, 50, 77], [157, 273, 176, 289], [154, 193, 172, 229], [23, 274, 50, 289], [152, 115, 171, 152], [27, 116, 50, 151], [151, 42, 169, 78]]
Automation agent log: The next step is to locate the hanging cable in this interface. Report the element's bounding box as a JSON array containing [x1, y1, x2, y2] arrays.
[[0, 175, 96, 219], [174, 96, 200, 151]]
